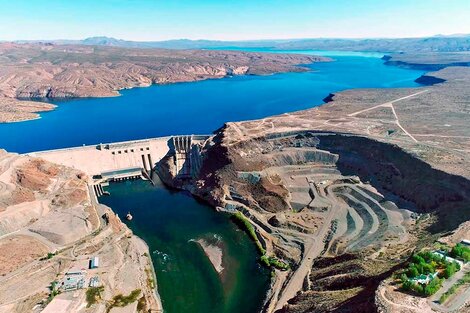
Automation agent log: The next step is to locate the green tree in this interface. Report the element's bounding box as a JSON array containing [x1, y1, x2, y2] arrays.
[[400, 273, 408, 283], [402, 280, 413, 291], [408, 265, 419, 278], [424, 277, 442, 296]]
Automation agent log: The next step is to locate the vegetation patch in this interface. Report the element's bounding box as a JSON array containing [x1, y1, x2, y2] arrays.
[[86, 286, 104, 307], [137, 296, 147, 312], [449, 243, 470, 262], [232, 211, 289, 270], [40, 252, 57, 261], [260, 255, 290, 270], [399, 250, 461, 296], [231, 211, 265, 254], [439, 271, 470, 304], [45, 281, 59, 304], [144, 267, 155, 289], [107, 289, 141, 312]]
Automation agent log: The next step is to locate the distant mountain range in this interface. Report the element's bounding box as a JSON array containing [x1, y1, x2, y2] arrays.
[[13, 34, 470, 52]]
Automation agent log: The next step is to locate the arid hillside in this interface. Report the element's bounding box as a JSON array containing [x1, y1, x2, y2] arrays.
[[157, 56, 470, 313], [0, 150, 162, 312], [0, 43, 328, 122]]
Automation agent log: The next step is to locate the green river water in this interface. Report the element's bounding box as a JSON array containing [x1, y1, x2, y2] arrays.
[[99, 179, 270, 313]]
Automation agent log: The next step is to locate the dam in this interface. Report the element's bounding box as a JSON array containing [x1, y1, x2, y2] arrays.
[[27, 135, 210, 196], [25, 134, 271, 313]]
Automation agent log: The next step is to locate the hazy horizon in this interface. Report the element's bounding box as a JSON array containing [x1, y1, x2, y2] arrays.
[[1, 0, 469, 42], [4, 33, 470, 43]]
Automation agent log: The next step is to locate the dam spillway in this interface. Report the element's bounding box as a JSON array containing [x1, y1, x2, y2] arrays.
[[26, 135, 210, 189], [25, 135, 272, 313]]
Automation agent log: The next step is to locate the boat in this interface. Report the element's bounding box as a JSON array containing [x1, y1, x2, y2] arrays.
[[126, 212, 133, 221]]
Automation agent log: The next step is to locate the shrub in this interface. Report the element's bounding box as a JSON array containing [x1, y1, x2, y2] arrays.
[[443, 262, 459, 279], [424, 277, 442, 296], [450, 243, 470, 262], [407, 265, 419, 277], [86, 286, 104, 307], [231, 212, 265, 254], [112, 289, 141, 307]]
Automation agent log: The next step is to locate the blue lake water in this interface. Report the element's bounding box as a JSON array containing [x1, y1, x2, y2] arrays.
[[0, 50, 428, 313], [0, 50, 425, 153]]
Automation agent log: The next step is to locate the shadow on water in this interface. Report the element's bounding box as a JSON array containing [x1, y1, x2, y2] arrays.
[[99, 178, 270, 313]]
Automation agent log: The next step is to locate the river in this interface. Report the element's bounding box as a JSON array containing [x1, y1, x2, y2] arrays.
[[1, 50, 426, 313]]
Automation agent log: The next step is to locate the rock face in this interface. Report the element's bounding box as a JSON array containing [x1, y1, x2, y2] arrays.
[[0, 150, 162, 312], [156, 61, 470, 312], [0, 43, 329, 122]]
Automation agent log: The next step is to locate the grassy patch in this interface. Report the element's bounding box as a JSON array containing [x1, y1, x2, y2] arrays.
[[144, 267, 155, 289], [45, 281, 59, 305], [439, 271, 470, 304], [231, 211, 266, 255], [232, 211, 289, 271], [107, 289, 141, 312], [137, 296, 147, 312], [86, 286, 104, 307], [40, 252, 56, 261], [260, 255, 290, 270], [450, 243, 470, 262]]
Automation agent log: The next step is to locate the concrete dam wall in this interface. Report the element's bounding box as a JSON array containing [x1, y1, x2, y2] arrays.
[[27, 135, 210, 181]]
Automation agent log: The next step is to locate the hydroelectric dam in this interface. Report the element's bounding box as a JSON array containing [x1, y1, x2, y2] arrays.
[[27, 135, 210, 197]]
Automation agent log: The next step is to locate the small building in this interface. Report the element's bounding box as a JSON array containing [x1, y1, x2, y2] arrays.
[[433, 251, 464, 267], [461, 239, 470, 246], [410, 272, 438, 285], [89, 256, 100, 269], [61, 271, 85, 291], [89, 276, 100, 287]]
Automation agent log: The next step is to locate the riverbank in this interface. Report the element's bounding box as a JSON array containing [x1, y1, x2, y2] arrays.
[[0, 151, 163, 312], [155, 54, 470, 312], [0, 43, 327, 123], [99, 179, 271, 313]]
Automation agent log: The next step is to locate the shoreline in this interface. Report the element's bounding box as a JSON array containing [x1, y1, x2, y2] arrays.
[[0, 51, 325, 124], [133, 235, 164, 312], [5, 51, 461, 312], [151, 59, 461, 313]]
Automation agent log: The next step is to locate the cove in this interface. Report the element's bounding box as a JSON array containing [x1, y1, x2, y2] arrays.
[[0, 51, 425, 153], [98, 179, 270, 313]]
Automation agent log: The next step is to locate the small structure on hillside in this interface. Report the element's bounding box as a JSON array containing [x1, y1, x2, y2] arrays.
[[89, 256, 100, 269], [432, 251, 464, 267], [461, 239, 470, 246], [60, 271, 86, 291], [410, 272, 438, 285], [89, 276, 100, 287]]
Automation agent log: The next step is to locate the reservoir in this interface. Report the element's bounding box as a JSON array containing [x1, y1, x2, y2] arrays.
[[0, 50, 425, 153], [1, 50, 426, 313]]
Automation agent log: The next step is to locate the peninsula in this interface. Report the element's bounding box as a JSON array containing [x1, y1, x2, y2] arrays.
[[0, 43, 328, 123]]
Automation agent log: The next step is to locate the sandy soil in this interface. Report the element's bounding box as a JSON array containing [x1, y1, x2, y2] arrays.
[[196, 238, 224, 274], [0, 235, 49, 276], [0, 151, 162, 312]]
